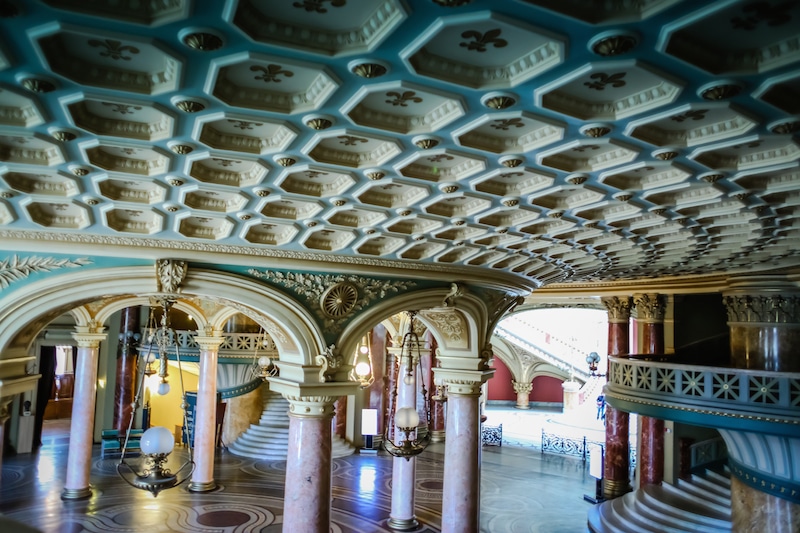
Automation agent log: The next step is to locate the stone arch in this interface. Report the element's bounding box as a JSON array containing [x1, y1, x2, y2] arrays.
[[0, 265, 325, 371], [336, 286, 489, 364]]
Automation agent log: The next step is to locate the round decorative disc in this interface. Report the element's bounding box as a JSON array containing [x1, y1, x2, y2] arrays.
[[320, 282, 358, 318]]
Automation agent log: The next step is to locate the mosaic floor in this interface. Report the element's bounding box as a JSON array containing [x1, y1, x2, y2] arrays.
[[0, 417, 596, 533]]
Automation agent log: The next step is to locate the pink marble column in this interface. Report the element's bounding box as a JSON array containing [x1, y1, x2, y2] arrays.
[[62, 330, 106, 500], [333, 395, 347, 439], [282, 395, 336, 533], [189, 335, 223, 492], [633, 293, 666, 487], [441, 379, 483, 533], [601, 296, 632, 499], [389, 349, 418, 530]]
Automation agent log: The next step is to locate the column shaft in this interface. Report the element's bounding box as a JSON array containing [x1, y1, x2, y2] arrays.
[[441, 385, 482, 533], [283, 396, 335, 533], [63, 332, 106, 500], [389, 357, 418, 530], [189, 335, 222, 492], [113, 306, 139, 431]]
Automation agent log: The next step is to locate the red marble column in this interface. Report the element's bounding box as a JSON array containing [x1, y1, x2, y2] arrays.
[[601, 296, 632, 499], [63, 330, 106, 500], [634, 293, 666, 487], [639, 416, 665, 485], [282, 395, 335, 533], [678, 437, 694, 481], [189, 335, 223, 492], [113, 306, 139, 431]]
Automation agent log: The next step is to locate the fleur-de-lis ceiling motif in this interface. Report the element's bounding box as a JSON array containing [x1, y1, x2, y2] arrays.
[[337, 135, 368, 146], [88, 39, 140, 61], [124, 210, 142, 217], [13, 137, 29, 144], [380, 184, 402, 190], [250, 64, 294, 83], [731, 1, 795, 30], [428, 154, 454, 163], [572, 145, 601, 152], [584, 72, 627, 91], [499, 172, 524, 178], [212, 158, 241, 167], [102, 102, 142, 115], [227, 119, 263, 130], [53, 204, 69, 211], [385, 91, 424, 107], [459, 28, 507, 52], [121, 148, 138, 155], [732, 141, 763, 150], [670, 109, 709, 122], [490, 118, 524, 131], [305, 171, 329, 179], [633, 166, 656, 173], [293, 0, 346, 13]]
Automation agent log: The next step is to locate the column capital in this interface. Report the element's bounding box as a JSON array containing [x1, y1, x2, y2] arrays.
[[633, 293, 666, 323], [602, 296, 632, 323], [434, 368, 494, 395], [71, 332, 107, 348], [511, 380, 533, 394], [283, 395, 337, 418], [194, 335, 225, 351], [723, 294, 800, 324]]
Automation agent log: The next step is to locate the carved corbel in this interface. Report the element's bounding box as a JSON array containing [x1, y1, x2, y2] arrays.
[[316, 344, 343, 382], [155, 259, 187, 294]]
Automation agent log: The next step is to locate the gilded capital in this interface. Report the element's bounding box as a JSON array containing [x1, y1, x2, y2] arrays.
[[602, 296, 632, 323], [723, 294, 800, 324], [633, 293, 666, 322], [71, 332, 107, 348], [283, 395, 337, 418], [194, 335, 225, 351], [446, 379, 483, 396]]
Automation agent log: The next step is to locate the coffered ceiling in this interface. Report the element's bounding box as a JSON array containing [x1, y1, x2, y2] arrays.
[[1, 0, 799, 288]]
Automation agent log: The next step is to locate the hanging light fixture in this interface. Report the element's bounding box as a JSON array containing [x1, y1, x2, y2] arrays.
[[250, 328, 277, 381], [352, 331, 374, 389], [116, 298, 194, 497], [383, 312, 431, 460]]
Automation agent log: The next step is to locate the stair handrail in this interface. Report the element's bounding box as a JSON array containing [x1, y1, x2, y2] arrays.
[[494, 325, 592, 381]]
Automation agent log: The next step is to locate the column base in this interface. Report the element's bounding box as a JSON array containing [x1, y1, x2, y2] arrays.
[[61, 487, 92, 500], [430, 430, 445, 443], [515, 404, 531, 410], [188, 480, 217, 493], [602, 478, 632, 499], [387, 517, 419, 531]]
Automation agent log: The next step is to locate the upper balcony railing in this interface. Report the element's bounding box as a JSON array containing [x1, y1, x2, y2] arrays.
[[605, 357, 800, 436], [138, 331, 278, 362]]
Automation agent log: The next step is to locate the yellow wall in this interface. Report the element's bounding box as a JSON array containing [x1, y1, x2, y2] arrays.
[[147, 366, 198, 441]]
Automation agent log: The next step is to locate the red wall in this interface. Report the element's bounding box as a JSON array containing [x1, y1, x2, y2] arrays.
[[488, 358, 564, 403]]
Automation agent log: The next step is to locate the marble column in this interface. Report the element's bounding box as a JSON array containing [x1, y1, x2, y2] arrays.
[[561, 380, 580, 411], [0, 401, 9, 480], [389, 346, 419, 531], [188, 334, 223, 492], [723, 292, 800, 372], [282, 395, 336, 533], [512, 380, 532, 409], [633, 293, 667, 487], [439, 378, 486, 533], [601, 296, 632, 499], [62, 330, 106, 500], [333, 395, 347, 439], [113, 306, 140, 431]]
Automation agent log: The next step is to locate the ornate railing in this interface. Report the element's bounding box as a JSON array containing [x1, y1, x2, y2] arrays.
[[138, 331, 279, 361], [690, 437, 727, 471], [540, 430, 636, 467], [606, 357, 800, 435]]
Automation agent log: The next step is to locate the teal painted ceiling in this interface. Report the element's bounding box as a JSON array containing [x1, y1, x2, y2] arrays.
[[0, 0, 799, 286]]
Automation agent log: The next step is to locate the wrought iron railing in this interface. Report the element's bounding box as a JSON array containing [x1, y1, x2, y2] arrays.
[[540, 430, 636, 468]]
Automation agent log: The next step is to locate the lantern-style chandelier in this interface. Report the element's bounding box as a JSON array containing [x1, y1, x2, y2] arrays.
[[250, 328, 278, 381], [353, 332, 374, 389], [116, 298, 194, 497], [383, 312, 431, 460]]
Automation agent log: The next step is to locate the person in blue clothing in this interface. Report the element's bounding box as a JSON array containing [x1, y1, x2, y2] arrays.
[[596, 394, 605, 420]]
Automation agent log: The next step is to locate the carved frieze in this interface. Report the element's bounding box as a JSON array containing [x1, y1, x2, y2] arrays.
[[247, 268, 416, 333], [423, 310, 465, 344], [0, 254, 91, 289], [724, 294, 800, 324], [601, 295, 632, 323]]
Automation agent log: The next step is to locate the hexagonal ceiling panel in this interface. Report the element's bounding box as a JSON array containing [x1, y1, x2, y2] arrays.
[[1, 0, 799, 286]]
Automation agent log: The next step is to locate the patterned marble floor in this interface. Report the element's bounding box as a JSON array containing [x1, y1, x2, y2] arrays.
[[0, 418, 596, 533]]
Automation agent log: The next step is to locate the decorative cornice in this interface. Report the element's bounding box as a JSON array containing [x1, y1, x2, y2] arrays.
[[602, 295, 632, 323], [0, 255, 92, 290], [633, 293, 666, 322], [723, 295, 800, 324]]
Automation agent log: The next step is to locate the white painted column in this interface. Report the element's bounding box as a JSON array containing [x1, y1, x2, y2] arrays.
[[389, 354, 418, 531], [188, 334, 224, 492], [62, 330, 107, 500]]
